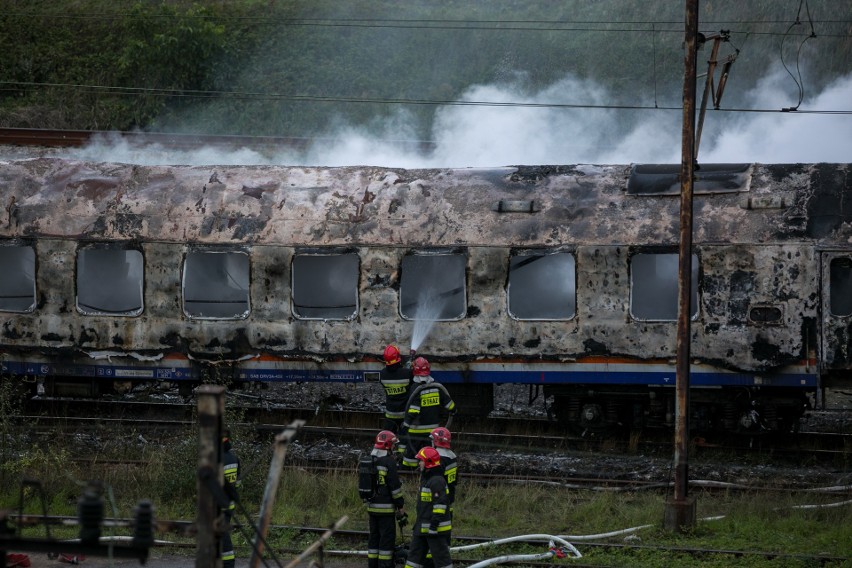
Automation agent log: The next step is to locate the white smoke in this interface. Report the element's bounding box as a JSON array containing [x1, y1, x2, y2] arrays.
[[701, 70, 852, 163], [49, 69, 852, 167]]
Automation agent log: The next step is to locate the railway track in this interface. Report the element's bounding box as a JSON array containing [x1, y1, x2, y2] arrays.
[[9, 514, 850, 567], [60, 458, 851, 496], [0, 127, 435, 152], [16, 396, 852, 466], [0, 126, 312, 150], [21, 395, 564, 436]]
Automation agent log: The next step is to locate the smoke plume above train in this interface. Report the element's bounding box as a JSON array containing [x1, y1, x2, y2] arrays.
[[60, 67, 852, 168]]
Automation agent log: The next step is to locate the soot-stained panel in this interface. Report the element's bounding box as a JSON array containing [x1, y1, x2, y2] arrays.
[[806, 164, 851, 239]]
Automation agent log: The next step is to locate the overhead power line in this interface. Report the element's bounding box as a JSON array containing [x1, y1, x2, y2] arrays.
[[779, 0, 819, 112], [3, 12, 851, 37], [4, 12, 851, 25], [2, 81, 850, 115]]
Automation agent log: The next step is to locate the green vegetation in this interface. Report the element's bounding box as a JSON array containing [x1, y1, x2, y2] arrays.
[[0, 415, 850, 567], [1, 1, 850, 138]]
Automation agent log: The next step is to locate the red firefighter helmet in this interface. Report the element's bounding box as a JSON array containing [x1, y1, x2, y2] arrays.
[[430, 427, 451, 449], [383, 344, 402, 365], [415, 446, 441, 469], [412, 356, 430, 376], [374, 430, 399, 451]]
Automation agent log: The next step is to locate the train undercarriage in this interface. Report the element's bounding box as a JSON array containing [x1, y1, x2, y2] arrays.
[[544, 385, 813, 434], [2, 360, 820, 436]]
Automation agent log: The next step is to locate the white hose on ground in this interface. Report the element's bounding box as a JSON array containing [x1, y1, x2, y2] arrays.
[[558, 524, 654, 541], [787, 498, 852, 510], [330, 497, 852, 562], [804, 485, 852, 493], [329, 533, 582, 562], [463, 549, 565, 568], [449, 533, 581, 558]]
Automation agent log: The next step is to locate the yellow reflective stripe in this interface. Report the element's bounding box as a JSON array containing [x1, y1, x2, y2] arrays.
[[367, 506, 396, 514], [384, 384, 408, 395], [444, 466, 457, 484], [421, 392, 440, 406], [418, 523, 452, 533]]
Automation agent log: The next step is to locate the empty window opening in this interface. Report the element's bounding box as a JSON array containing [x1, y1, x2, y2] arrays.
[[508, 252, 576, 320], [400, 253, 466, 320], [183, 251, 250, 319], [77, 248, 144, 316], [830, 257, 852, 317], [631, 253, 698, 321], [292, 253, 359, 320], [0, 245, 36, 313]]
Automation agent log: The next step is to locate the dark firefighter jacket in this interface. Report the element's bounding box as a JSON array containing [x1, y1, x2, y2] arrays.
[[402, 380, 456, 435], [414, 468, 451, 534], [366, 449, 405, 515], [435, 447, 458, 507], [380, 363, 413, 422], [222, 446, 241, 512]]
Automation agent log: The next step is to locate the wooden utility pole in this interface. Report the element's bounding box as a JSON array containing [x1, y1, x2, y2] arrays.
[[197, 385, 226, 567], [664, 0, 699, 532]]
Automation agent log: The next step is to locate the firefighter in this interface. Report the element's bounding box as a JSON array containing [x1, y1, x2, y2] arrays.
[[422, 427, 458, 568], [401, 357, 455, 469], [380, 344, 414, 434], [404, 446, 452, 568], [430, 427, 458, 512], [221, 430, 241, 568], [366, 430, 407, 568]]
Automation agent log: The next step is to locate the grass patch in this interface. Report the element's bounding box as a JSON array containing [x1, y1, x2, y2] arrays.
[[0, 416, 850, 567]]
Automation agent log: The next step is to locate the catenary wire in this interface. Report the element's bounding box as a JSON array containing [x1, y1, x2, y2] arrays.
[[2, 81, 850, 115], [3, 12, 851, 37], [3, 12, 851, 25]]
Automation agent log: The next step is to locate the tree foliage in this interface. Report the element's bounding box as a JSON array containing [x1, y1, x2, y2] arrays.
[[0, 0, 849, 135]]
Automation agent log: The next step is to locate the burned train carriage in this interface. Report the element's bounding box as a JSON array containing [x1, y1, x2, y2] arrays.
[[1, 158, 850, 432]]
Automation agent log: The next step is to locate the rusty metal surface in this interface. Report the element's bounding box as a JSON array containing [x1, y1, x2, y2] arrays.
[[0, 158, 850, 374]]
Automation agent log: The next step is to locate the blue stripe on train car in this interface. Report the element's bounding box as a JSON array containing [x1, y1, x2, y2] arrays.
[[2, 359, 817, 388], [237, 369, 361, 382], [0, 360, 199, 380], [235, 367, 817, 388]]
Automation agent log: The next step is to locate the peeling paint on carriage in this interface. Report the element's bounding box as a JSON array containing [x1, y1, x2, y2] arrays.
[[0, 158, 850, 424]]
